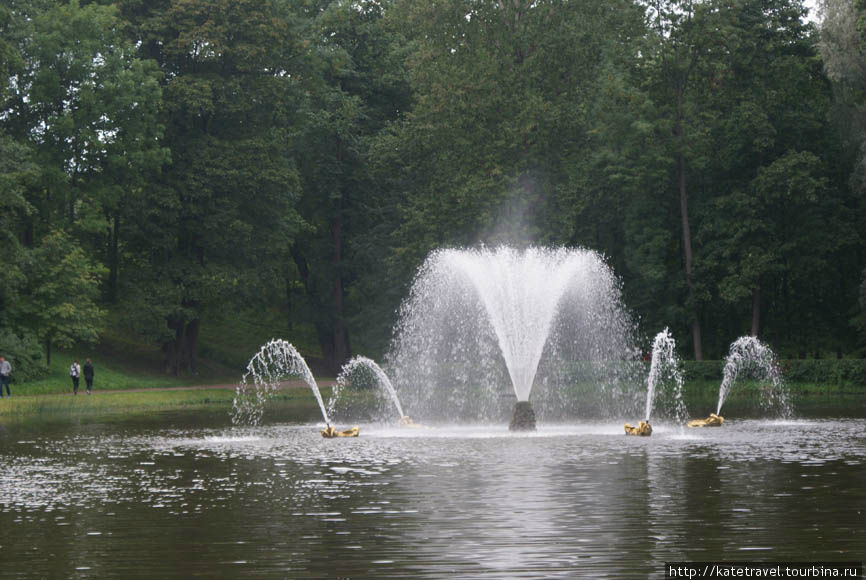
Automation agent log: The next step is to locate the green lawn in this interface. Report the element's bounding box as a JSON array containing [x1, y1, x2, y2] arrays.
[[13, 350, 236, 395], [0, 388, 235, 422], [1, 375, 862, 428], [12, 307, 329, 395], [0, 385, 338, 426]]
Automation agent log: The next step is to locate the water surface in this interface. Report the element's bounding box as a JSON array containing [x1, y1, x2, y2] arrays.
[[1, 411, 864, 578]]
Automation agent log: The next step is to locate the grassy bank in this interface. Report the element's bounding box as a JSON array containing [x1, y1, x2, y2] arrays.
[[0, 386, 337, 426], [1, 378, 862, 428], [6, 306, 327, 395], [678, 378, 866, 418], [5, 350, 864, 426], [12, 351, 235, 396], [0, 388, 235, 417]]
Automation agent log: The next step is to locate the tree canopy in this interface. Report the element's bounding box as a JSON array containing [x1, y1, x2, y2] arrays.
[[1, 0, 863, 375]]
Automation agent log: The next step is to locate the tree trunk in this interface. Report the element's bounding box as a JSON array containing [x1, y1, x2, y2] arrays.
[[45, 338, 52, 366], [750, 281, 761, 337], [107, 214, 119, 303], [285, 277, 294, 331], [163, 341, 177, 376], [323, 137, 351, 375], [184, 318, 200, 374], [329, 212, 350, 374], [290, 246, 314, 338], [163, 317, 199, 375], [24, 219, 34, 247], [163, 320, 184, 376], [675, 86, 703, 360]]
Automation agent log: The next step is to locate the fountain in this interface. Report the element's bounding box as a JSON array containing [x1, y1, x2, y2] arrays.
[[626, 329, 686, 436], [388, 246, 641, 429], [329, 356, 407, 424], [232, 339, 334, 429], [703, 335, 792, 423], [645, 329, 687, 422]]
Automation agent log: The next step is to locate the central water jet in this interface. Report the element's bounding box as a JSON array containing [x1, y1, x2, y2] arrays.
[[449, 247, 585, 405], [389, 245, 639, 426]]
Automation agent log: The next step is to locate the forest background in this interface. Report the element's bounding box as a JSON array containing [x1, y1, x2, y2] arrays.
[[1, 0, 865, 383]]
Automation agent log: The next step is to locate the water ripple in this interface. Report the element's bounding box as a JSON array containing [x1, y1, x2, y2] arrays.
[[0, 418, 864, 578]]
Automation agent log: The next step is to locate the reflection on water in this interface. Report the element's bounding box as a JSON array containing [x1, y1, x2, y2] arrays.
[[1, 416, 865, 578]]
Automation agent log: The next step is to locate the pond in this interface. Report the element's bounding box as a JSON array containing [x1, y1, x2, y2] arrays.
[[1, 407, 865, 578]]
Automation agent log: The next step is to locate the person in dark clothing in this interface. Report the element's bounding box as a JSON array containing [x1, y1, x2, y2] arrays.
[[83, 359, 94, 394], [70, 360, 81, 395]]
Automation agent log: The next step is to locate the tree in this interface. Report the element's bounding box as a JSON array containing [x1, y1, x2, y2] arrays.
[[288, 0, 411, 371], [642, 0, 720, 359], [578, 14, 681, 338], [702, 152, 845, 336], [0, 134, 34, 328], [693, 0, 858, 353], [0, 2, 36, 335], [368, 1, 650, 340], [819, 0, 866, 351], [11, 231, 105, 364], [819, 0, 866, 117], [5, 0, 167, 252]]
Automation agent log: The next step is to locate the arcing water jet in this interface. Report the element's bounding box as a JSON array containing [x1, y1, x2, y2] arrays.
[[716, 336, 791, 418], [232, 339, 331, 427]]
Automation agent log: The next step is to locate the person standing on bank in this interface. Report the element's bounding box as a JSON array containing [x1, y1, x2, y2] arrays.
[[70, 360, 81, 395], [83, 358, 94, 395], [0, 356, 11, 398]]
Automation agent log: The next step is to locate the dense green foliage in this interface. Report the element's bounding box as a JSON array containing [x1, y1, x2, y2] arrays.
[[1, 0, 864, 378], [0, 330, 47, 382], [683, 358, 866, 385]]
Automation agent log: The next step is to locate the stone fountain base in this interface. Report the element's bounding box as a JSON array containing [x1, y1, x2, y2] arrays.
[[509, 401, 536, 432]]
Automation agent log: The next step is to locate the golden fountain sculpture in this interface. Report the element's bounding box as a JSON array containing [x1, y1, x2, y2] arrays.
[[321, 425, 360, 438], [687, 413, 724, 428], [624, 420, 653, 436], [399, 416, 425, 428]]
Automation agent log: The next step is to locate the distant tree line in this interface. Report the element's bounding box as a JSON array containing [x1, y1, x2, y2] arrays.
[[0, 0, 864, 375]]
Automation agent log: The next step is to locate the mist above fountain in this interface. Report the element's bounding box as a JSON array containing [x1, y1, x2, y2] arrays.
[[716, 336, 792, 418], [388, 246, 640, 425]]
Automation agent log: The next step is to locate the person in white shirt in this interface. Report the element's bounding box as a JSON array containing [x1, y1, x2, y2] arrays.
[[70, 360, 81, 395], [0, 356, 11, 397]]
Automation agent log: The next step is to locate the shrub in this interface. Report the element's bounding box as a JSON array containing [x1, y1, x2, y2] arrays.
[[779, 359, 866, 386], [682, 359, 866, 386], [682, 360, 724, 382], [0, 330, 49, 382]]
